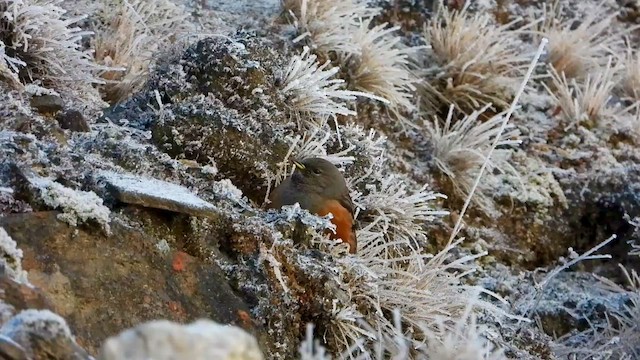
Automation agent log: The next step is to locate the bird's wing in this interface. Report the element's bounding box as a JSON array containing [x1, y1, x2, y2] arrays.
[[338, 192, 358, 231]]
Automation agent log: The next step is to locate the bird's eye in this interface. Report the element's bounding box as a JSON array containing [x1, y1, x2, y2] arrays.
[[311, 168, 321, 175]]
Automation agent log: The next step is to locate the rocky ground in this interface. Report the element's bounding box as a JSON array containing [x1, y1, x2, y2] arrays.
[[1, 0, 640, 359]]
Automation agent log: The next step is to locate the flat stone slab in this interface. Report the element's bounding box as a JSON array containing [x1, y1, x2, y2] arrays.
[[99, 171, 218, 218]]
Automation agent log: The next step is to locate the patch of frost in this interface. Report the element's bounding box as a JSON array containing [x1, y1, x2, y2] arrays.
[[36, 178, 111, 234], [0, 227, 29, 284], [0, 309, 73, 340], [100, 171, 217, 213]]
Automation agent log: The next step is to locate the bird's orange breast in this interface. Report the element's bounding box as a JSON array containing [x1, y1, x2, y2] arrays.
[[316, 200, 357, 254]]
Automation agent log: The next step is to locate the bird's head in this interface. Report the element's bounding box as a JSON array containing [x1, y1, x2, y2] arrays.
[[290, 157, 347, 196]]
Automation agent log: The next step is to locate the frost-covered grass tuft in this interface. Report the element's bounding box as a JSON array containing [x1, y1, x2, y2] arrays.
[[530, 0, 627, 79], [327, 237, 503, 358], [628, 216, 640, 257], [283, 0, 377, 55], [283, 0, 418, 124], [304, 301, 507, 360], [423, 300, 506, 360], [353, 171, 449, 251], [543, 57, 620, 129], [427, 105, 521, 213], [0, 227, 29, 284], [0, 0, 104, 88], [342, 19, 416, 119], [278, 46, 384, 124], [36, 178, 111, 234], [620, 46, 640, 101], [92, 0, 191, 103], [298, 324, 329, 360], [420, 3, 529, 115]]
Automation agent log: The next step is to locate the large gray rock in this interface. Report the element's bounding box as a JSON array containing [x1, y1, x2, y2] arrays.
[[99, 319, 263, 360], [0, 309, 90, 360]]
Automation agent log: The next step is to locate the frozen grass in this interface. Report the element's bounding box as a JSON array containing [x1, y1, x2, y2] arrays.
[[426, 105, 521, 213], [283, 0, 377, 55], [529, 0, 631, 79], [278, 46, 386, 125], [628, 215, 640, 257], [0, 0, 104, 88], [543, 57, 620, 129], [298, 324, 329, 360], [342, 19, 416, 120], [444, 34, 546, 249], [0, 43, 22, 89], [619, 46, 640, 101], [302, 302, 506, 360], [422, 299, 506, 360], [92, 0, 191, 103], [352, 171, 449, 251], [283, 0, 418, 123], [420, 2, 530, 115], [328, 235, 510, 359]]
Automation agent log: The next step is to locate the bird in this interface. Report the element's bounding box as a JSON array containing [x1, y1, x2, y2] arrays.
[[267, 157, 357, 254]]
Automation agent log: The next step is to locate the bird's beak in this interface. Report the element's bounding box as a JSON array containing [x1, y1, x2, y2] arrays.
[[291, 159, 305, 170]]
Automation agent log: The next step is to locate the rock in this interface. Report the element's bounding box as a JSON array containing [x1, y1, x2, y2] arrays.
[[0, 211, 257, 355], [0, 271, 53, 313], [99, 319, 264, 360], [0, 334, 28, 360], [99, 171, 220, 218], [0, 188, 31, 215], [482, 265, 634, 342], [29, 95, 65, 115], [0, 309, 91, 360], [107, 34, 296, 202], [524, 272, 632, 336], [150, 95, 292, 202], [9, 168, 112, 234], [56, 110, 91, 132], [556, 165, 640, 276]]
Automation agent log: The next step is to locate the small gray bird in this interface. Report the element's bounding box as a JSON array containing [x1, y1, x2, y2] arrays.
[[268, 157, 357, 254]]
